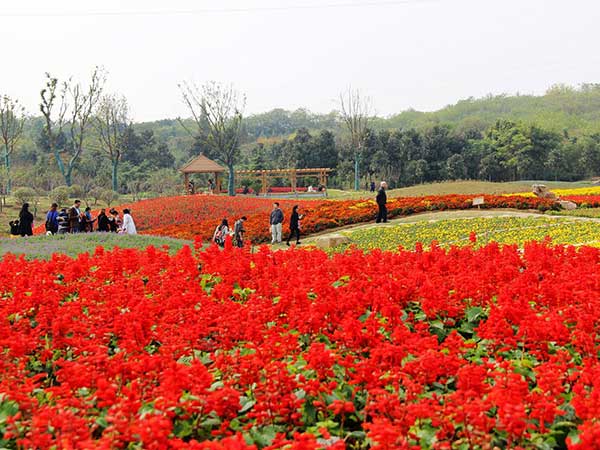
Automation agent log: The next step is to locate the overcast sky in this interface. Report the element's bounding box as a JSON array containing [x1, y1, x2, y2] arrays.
[[1, 0, 599, 121]]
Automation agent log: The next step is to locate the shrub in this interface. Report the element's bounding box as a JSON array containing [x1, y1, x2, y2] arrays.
[[68, 184, 84, 199], [99, 189, 119, 207], [13, 187, 37, 206], [88, 188, 103, 206], [49, 186, 70, 206]]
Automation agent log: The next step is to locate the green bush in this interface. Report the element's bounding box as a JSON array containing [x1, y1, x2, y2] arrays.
[[68, 184, 84, 199], [99, 189, 119, 207], [13, 187, 37, 206], [88, 188, 103, 206], [49, 186, 70, 206]]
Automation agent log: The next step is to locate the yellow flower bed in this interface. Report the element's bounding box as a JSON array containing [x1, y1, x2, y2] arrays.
[[507, 186, 600, 198], [341, 216, 600, 251]]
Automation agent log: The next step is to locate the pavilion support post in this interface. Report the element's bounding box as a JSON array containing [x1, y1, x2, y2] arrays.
[[215, 172, 222, 193], [291, 170, 297, 193], [184, 173, 189, 194], [261, 171, 267, 195]]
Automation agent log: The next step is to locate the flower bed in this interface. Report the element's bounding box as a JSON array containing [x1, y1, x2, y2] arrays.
[[342, 216, 600, 251], [125, 194, 557, 242], [1, 243, 600, 447], [35, 194, 557, 242]]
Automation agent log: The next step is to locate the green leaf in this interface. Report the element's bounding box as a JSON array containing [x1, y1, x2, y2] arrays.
[[239, 396, 256, 413], [173, 419, 193, 438], [465, 306, 484, 323]]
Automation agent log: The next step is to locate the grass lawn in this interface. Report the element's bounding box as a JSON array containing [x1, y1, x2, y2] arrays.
[[0, 232, 192, 260], [548, 208, 600, 219]]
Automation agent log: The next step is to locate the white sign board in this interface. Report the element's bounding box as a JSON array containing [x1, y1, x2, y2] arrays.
[[472, 196, 485, 206]]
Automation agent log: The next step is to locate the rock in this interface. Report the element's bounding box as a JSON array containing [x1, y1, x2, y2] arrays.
[[315, 234, 351, 249], [532, 184, 557, 200], [558, 200, 577, 210]]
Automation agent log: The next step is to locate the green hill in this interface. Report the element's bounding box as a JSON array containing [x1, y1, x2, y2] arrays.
[[376, 84, 600, 134]]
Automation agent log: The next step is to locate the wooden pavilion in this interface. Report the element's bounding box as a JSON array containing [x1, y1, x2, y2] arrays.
[[180, 155, 225, 193], [235, 168, 332, 194]]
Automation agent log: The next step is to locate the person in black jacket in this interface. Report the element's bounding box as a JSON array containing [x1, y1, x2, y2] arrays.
[[18, 203, 34, 236], [97, 209, 110, 232], [375, 181, 388, 223], [286, 205, 303, 246]]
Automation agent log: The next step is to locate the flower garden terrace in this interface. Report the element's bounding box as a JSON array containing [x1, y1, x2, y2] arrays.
[[2, 242, 600, 448], [35, 192, 600, 243]]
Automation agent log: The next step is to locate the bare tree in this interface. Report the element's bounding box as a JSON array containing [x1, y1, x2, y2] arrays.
[[0, 95, 26, 194], [339, 87, 372, 190], [94, 93, 130, 191], [178, 81, 245, 196], [40, 67, 105, 186]]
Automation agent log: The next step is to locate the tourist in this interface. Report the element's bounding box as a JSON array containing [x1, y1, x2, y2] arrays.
[[121, 208, 137, 234], [57, 208, 69, 234], [108, 209, 120, 233], [213, 218, 229, 247], [208, 179, 214, 194], [97, 209, 110, 232], [370, 181, 376, 192], [79, 207, 95, 232], [121, 209, 137, 234], [68, 200, 82, 233], [9, 220, 19, 236], [188, 179, 195, 194], [234, 216, 247, 248], [269, 202, 284, 244], [286, 205, 303, 246], [18, 203, 34, 237], [375, 181, 388, 223], [45, 203, 59, 235]]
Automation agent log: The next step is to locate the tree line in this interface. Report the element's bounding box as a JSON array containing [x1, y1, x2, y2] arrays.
[[2, 74, 600, 199], [233, 120, 600, 188]]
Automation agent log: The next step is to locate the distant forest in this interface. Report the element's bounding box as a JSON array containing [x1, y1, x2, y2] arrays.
[[6, 83, 600, 196]]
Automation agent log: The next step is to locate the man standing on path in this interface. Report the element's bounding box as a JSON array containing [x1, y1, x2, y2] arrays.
[[376, 181, 388, 223], [68, 199, 82, 233], [270, 202, 284, 244]]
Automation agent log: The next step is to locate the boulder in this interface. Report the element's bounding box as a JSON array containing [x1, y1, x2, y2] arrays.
[[315, 234, 351, 249], [558, 200, 577, 210], [532, 184, 557, 200]]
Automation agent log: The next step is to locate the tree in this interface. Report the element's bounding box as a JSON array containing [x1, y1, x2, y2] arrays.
[[40, 67, 105, 186], [95, 93, 130, 191], [0, 95, 26, 194], [445, 154, 467, 180], [178, 81, 245, 196], [339, 88, 372, 190], [578, 135, 600, 177]]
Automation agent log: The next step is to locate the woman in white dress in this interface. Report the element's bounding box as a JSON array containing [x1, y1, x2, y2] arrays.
[[121, 208, 137, 235]]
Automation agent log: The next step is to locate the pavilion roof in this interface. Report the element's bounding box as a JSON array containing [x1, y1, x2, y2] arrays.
[[180, 154, 226, 173]]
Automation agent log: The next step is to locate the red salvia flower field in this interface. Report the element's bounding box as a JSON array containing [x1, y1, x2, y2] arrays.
[[1, 241, 600, 448]]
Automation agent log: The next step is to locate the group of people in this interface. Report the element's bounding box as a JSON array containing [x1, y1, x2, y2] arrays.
[[12, 182, 385, 241], [212, 216, 247, 248], [212, 202, 304, 248], [269, 202, 303, 245], [10, 200, 137, 237], [187, 179, 215, 195]]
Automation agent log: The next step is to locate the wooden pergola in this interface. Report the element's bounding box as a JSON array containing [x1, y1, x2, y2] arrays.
[[180, 155, 224, 193], [235, 168, 332, 194]]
